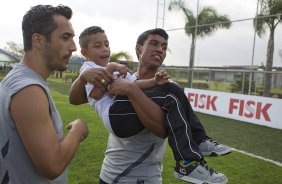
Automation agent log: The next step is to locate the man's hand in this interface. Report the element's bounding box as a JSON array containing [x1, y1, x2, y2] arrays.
[[66, 119, 89, 142], [107, 77, 134, 96], [81, 68, 113, 92]]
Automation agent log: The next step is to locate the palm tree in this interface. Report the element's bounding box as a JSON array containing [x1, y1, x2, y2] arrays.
[[254, 0, 282, 97], [110, 51, 132, 62], [168, 0, 231, 87], [110, 51, 133, 69]]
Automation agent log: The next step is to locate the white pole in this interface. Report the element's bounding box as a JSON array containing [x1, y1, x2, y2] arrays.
[[191, 0, 200, 88], [248, 0, 260, 95], [156, 0, 160, 28], [162, 0, 166, 28]]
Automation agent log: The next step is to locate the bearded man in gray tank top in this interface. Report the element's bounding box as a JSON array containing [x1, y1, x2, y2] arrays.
[[0, 4, 88, 184]]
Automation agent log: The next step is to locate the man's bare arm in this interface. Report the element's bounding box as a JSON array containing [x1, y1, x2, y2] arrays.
[[11, 85, 88, 179], [89, 62, 130, 100], [69, 74, 89, 104], [108, 78, 167, 138], [69, 68, 113, 104]]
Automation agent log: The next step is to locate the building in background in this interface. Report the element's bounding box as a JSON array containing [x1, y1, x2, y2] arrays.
[[0, 48, 20, 69]]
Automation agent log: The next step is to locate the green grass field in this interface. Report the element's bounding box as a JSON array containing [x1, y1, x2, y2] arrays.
[[49, 82, 282, 184], [2, 72, 281, 183], [1, 71, 281, 183]]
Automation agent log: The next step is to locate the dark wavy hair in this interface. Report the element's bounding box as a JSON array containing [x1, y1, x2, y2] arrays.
[[79, 26, 105, 49], [22, 4, 72, 52], [136, 28, 168, 45]]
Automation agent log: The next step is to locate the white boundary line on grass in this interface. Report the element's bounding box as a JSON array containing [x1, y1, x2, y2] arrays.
[[231, 148, 282, 167]]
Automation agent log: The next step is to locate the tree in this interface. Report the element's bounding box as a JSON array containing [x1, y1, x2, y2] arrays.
[[110, 51, 133, 69], [4, 41, 24, 57], [254, 0, 282, 97], [230, 78, 255, 95], [69, 55, 85, 73], [110, 51, 132, 62], [168, 0, 231, 87]]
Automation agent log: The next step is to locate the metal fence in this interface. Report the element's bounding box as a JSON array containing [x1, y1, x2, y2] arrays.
[[162, 0, 282, 99], [164, 67, 282, 98]]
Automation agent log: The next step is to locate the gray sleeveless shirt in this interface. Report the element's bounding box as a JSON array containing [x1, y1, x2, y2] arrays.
[[100, 128, 166, 183], [0, 64, 67, 184]]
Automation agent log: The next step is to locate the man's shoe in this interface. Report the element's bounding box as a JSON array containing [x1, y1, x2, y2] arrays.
[[199, 138, 231, 156], [173, 160, 228, 184]]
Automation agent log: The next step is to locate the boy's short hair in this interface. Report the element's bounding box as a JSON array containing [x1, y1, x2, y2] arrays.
[[79, 26, 105, 49]]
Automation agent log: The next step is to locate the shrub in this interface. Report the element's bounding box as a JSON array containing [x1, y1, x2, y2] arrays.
[[193, 82, 209, 89], [230, 78, 255, 94]]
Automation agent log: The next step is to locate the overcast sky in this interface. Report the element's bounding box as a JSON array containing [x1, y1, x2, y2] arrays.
[[1, 0, 281, 67]]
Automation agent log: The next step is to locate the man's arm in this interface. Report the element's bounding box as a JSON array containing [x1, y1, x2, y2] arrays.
[[89, 62, 131, 100], [69, 74, 89, 104], [11, 85, 88, 179], [69, 68, 113, 105], [108, 78, 167, 138]]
